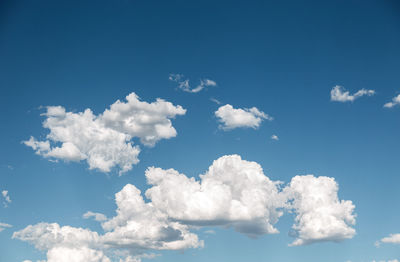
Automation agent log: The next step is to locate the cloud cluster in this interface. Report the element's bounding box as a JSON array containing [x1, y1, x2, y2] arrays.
[[330, 85, 375, 102], [14, 155, 356, 262], [283, 175, 356, 246], [384, 94, 400, 108], [169, 74, 217, 93], [215, 104, 273, 130], [0, 222, 12, 232], [2, 190, 11, 207], [24, 93, 186, 174]]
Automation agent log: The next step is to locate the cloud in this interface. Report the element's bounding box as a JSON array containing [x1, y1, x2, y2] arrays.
[[283, 175, 356, 246], [83, 211, 107, 222], [376, 233, 400, 246], [0, 222, 12, 232], [330, 85, 375, 102], [14, 155, 356, 261], [169, 74, 216, 93], [271, 135, 279, 141], [145, 155, 284, 237], [384, 94, 400, 108], [210, 97, 221, 105], [23, 93, 186, 174], [215, 104, 273, 130], [2, 190, 11, 207]]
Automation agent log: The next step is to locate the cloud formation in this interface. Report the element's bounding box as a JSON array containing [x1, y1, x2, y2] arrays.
[[376, 233, 400, 246], [83, 211, 107, 222], [169, 74, 217, 93], [0, 222, 12, 232], [14, 155, 356, 261], [23, 93, 186, 174], [2, 190, 11, 207], [283, 175, 356, 246], [215, 104, 272, 130], [383, 94, 400, 108], [271, 135, 279, 141], [330, 85, 375, 102]]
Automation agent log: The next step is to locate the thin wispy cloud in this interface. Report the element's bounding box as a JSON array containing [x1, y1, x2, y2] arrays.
[[383, 94, 400, 108], [0, 222, 12, 232], [215, 104, 273, 130], [169, 74, 217, 93], [330, 85, 375, 102]]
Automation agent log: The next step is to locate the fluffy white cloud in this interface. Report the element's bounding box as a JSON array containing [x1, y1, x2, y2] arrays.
[[83, 211, 107, 222], [283, 175, 356, 246], [215, 104, 273, 130], [169, 74, 216, 93], [330, 85, 375, 102], [145, 155, 284, 237], [2, 190, 11, 207], [384, 94, 400, 108], [0, 222, 12, 232], [23, 93, 186, 174], [377, 233, 400, 245], [14, 155, 356, 261]]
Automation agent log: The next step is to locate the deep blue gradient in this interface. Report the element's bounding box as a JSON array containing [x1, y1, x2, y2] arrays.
[[1, 0, 400, 261]]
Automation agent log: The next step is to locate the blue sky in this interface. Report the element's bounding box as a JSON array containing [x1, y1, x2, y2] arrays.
[[1, 0, 400, 261]]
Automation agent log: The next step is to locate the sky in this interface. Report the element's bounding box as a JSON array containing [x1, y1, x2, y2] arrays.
[[1, 0, 400, 261]]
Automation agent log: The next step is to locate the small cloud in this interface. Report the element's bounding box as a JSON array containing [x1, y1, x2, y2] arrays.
[[2, 190, 11, 207], [271, 135, 279, 141], [215, 104, 273, 130], [0, 222, 12, 232], [384, 94, 400, 108], [169, 74, 216, 93], [204, 230, 216, 234], [210, 97, 221, 105], [376, 233, 400, 246], [83, 211, 107, 222], [330, 85, 375, 102]]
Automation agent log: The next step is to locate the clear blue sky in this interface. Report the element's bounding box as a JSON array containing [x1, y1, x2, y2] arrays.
[[1, 0, 400, 261]]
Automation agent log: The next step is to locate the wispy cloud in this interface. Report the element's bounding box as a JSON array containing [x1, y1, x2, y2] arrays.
[[330, 85, 375, 102], [384, 94, 400, 108], [0, 222, 12, 232], [2, 190, 11, 207], [169, 74, 217, 93]]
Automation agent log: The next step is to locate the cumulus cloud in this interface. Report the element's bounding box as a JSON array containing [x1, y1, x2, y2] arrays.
[[2, 190, 11, 207], [83, 211, 107, 222], [14, 155, 356, 261], [215, 104, 273, 130], [145, 155, 284, 237], [283, 175, 356, 246], [0, 222, 12, 232], [169, 74, 216, 93], [384, 94, 400, 108], [330, 85, 375, 102], [23, 93, 186, 174], [376, 233, 400, 246]]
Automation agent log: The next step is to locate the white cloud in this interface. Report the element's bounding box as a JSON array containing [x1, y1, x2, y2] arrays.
[[330, 85, 375, 102], [2, 190, 11, 207], [215, 104, 273, 130], [0, 222, 12, 232], [145, 155, 284, 237], [377, 233, 400, 245], [169, 74, 216, 93], [83, 211, 107, 222], [14, 155, 356, 261], [283, 175, 356, 246], [210, 97, 221, 105], [23, 93, 186, 174], [271, 135, 279, 141], [384, 94, 400, 108]]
